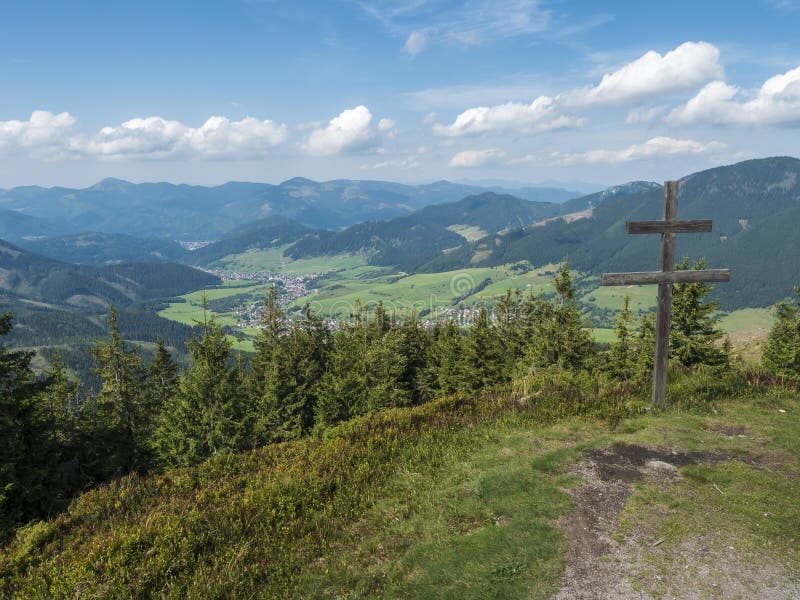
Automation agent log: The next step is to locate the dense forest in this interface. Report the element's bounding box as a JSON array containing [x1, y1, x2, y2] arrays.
[[3, 261, 799, 542]]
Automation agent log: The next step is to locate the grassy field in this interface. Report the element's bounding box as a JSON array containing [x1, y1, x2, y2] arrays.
[[158, 254, 777, 355], [210, 246, 368, 275], [1, 378, 797, 598], [718, 306, 775, 332], [581, 282, 658, 312], [158, 279, 271, 327], [447, 224, 489, 242], [294, 264, 557, 318]]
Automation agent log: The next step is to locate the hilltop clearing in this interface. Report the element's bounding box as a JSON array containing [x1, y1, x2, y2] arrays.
[[1, 376, 797, 598]]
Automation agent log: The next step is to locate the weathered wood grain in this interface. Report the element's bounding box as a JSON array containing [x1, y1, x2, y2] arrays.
[[601, 269, 731, 286], [652, 181, 679, 408], [626, 219, 712, 234]]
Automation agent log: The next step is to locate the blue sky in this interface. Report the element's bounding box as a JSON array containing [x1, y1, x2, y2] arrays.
[[1, 0, 799, 188]]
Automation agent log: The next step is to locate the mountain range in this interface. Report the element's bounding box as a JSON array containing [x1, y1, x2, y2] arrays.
[[0, 177, 581, 240]]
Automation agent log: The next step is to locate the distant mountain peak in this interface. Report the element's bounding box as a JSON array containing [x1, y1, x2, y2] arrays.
[[91, 177, 134, 191], [598, 181, 661, 200], [281, 176, 317, 187]]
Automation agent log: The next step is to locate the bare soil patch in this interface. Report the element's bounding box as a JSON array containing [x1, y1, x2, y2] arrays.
[[552, 443, 799, 599]]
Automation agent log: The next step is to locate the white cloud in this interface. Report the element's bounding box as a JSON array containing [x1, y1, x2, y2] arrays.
[[429, 42, 720, 138], [377, 117, 397, 138], [87, 116, 189, 158], [188, 116, 288, 157], [303, 105, 381, 156], [449, 148, 506, 167], [84, 115, 287, 159], [360, 0, 552, 52], [552, 137, 725, 165], [566, 42, 723, 105], [667, 65, 800, 126], [625, 105, 667, 125], [433, 96, 584, 137], [0, 110, 78, 158], [402, 31, 426, 55], [370, 155, 421, 169]]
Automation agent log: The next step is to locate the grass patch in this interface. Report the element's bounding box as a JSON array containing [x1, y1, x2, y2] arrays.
[[3, 375, 796, 598]]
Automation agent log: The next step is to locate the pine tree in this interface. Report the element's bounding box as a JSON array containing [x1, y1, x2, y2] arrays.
[[762, 286, 800, 378], [156, 300, 245, 467], [670, 258, 726, 367], [91, 306, 146, 474]]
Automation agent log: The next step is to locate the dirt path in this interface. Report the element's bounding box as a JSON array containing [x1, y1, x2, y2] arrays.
[[552, 443, 800, 599]]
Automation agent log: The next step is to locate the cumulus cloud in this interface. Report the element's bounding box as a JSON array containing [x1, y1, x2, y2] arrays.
[[667, 65, 800, 126], [303, 105, 372, 155], [370, 155, 421, 169], [86, 115, 287, 159], [625, 105, 667, 125], [431, 42, 720, 137], [303, 105, 393, 156], [552, 137, 725, 165], [0, 110, 79, 158], [449, 148, 506, 167], [567, 42, 723, 106], [187, 116, 288, 157], [433, 96, 584, 137], [402, 31, 427, 55], [0, 112, 288, 160]]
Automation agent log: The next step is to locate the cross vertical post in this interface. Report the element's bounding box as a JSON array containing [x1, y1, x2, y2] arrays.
[[652, 181, 678, 407], [600, 180, 730, 407]]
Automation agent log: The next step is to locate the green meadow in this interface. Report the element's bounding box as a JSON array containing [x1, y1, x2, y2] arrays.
[[159, 253, 777, 354]]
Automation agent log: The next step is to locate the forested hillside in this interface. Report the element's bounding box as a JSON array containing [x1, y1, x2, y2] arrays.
[[0, 240, 218, 305], [0, 240, 219, 383], [1, 265, 798, 598], [20, 232, 188, 265], [285, 192, 563, 271], [418, 158, 800, 309], [184, 216, 313, 266]]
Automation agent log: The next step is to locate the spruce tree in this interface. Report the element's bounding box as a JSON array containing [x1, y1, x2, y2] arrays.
[[425, 320, 464, 398], [261, 305, 329, 442], [91, 306, 146, 474], [632, 313, 656, 382], [495, 289, 527, 376], [396, 313, 431, 404], [156, 300, 245, 467], [315, 324, 366, 428], [608, 296, 634, 379], [461, 304, 503, 392], [248, 286, 284, 402], [364, 323, 410, 412], [762, 286, 800, 378], [523, 261, 593, 373], [670, 258, 726, 367], [0, 313, 51, 536], [144, 338, 178, 450]]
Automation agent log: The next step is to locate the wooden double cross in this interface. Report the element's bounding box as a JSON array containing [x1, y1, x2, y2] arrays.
[[601, 181, 730, 407]]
